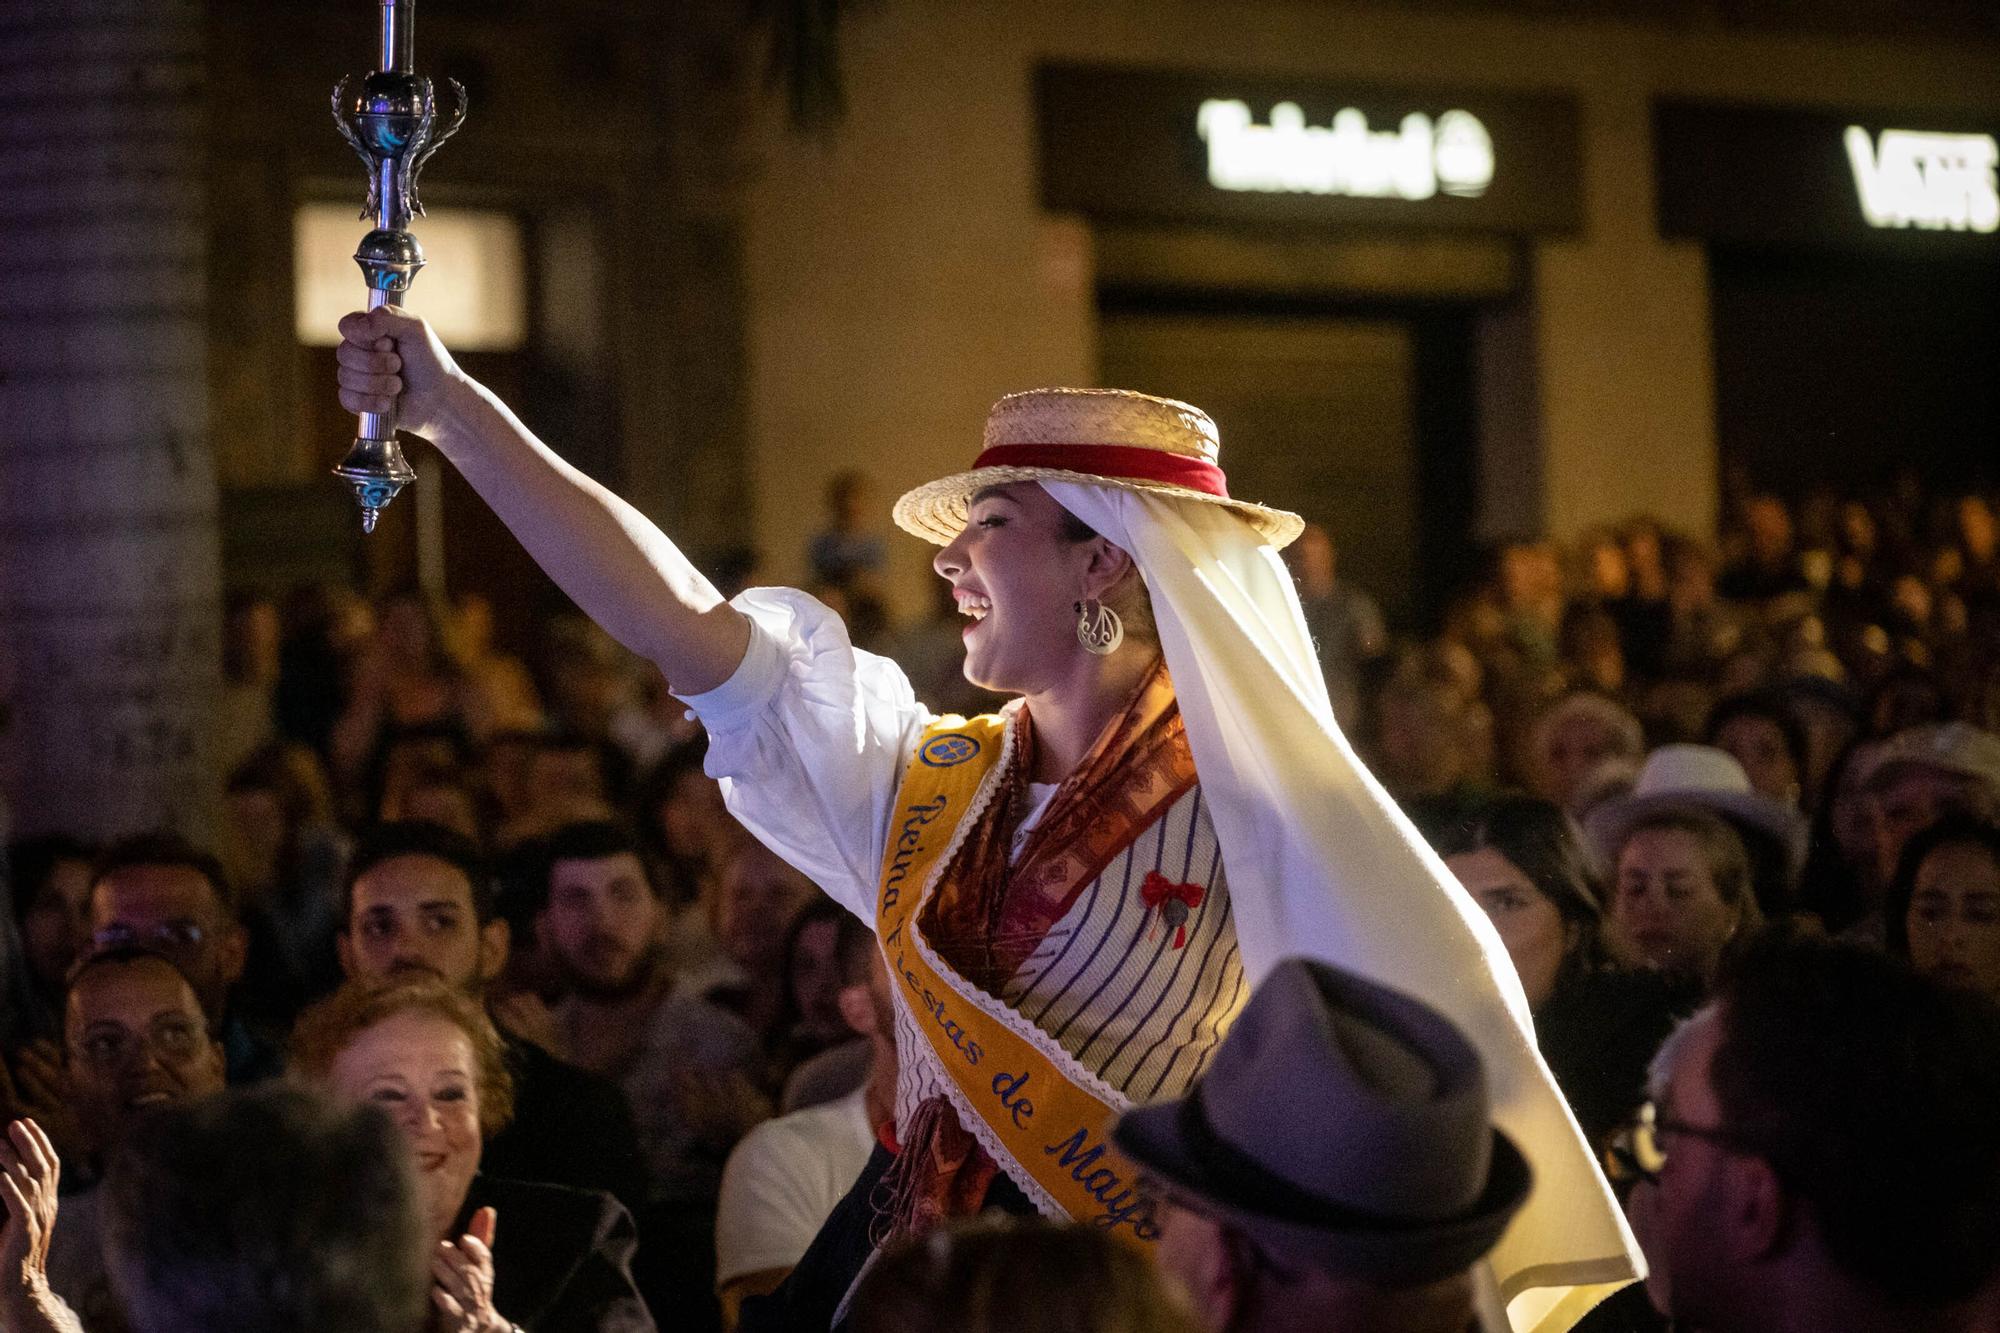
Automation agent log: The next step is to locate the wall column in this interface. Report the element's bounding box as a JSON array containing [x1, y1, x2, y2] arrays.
[[0, 0, 222, 840]]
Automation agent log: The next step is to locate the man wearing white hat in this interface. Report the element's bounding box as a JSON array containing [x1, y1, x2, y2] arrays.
[[335, 307, 1638, 1331]]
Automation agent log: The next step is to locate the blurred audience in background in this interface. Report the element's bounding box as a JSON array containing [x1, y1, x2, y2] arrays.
[[8, 472, 2000, 1331]]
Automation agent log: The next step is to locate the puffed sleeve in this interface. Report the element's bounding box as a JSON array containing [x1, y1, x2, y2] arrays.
[[676, 587, 933, 923]]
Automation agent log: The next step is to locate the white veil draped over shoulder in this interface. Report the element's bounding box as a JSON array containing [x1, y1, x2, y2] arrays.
[[1042, 480, 1641, 1333]]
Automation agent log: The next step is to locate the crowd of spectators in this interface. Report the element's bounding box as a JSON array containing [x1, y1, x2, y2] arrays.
[[0, 476, 1998, 1331]]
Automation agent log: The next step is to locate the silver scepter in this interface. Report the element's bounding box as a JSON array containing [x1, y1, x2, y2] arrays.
[[329, 0, 466, 534]]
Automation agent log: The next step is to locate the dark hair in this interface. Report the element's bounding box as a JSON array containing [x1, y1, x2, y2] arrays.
[[1864, 668, 1949, 738], [772, 896, 849, 1037], [849, 1217, 1200, 1333], [1704, 690, 1809, 793], [1795, 731, 1891, 933], [1708, 936, 2000, 1307], [7, 834, 95, 927], [1884, 815, 2000, 958], [544, 818, 657, 895], [226, 743, 307, 812], [1057, 509, 1098, 543], [1429, 795, 1608, 978], [342, 820, 493, 926], [90, 832, 237, 920], [531, 730, 627, 809], [66, 944, 203, 1003], [630, 735, 714, 906], [488, 836, 551, 940], [835, 909, 877, 988], [1049, 505, 1155, 642], [102, 1086, 430, 1333]]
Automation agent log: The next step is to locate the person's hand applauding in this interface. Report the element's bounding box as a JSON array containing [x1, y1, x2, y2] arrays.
[[432, 1205, 511, 1333], [0, 1120, 82, 1333]]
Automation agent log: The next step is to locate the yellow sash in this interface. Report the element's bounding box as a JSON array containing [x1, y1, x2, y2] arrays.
[[876, 714, 1160, 1245]]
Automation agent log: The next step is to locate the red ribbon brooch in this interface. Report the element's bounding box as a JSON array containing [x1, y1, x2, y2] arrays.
[[1140, 871, 1205, 949]]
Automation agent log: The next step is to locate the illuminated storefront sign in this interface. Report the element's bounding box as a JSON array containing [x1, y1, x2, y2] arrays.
[[1844, 126, 1999, 234], [1195, 100, 1495, 201], [1656, 100, 2000, 253], [1037, 65, 1580, 234]]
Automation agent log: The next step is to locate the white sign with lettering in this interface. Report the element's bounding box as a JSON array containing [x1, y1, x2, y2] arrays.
[[1196, 100, 1495, 202], [1844, 126, 1999, 234]]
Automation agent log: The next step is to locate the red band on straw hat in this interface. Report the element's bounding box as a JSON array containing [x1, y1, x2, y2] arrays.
[[971, 443, 1230, 498]]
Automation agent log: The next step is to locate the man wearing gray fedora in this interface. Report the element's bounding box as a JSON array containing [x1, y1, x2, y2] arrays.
[[1113, 956, 1530, 1333]]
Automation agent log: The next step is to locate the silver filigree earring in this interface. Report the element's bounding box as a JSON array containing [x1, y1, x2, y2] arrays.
[[1074, 598, 1124, 655]]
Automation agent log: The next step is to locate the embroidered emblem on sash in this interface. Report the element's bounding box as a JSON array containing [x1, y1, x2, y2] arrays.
[[919, 733, 982, 767]]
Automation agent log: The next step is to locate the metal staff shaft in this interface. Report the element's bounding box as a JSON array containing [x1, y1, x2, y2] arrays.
[[329, 0, 465, 534]]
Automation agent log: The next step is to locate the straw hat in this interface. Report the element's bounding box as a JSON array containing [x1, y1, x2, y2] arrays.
[[892, 387, 1303, 549]]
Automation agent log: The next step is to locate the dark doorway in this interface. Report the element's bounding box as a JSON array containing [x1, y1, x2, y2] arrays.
[[1711, 248, 2000, 496], [1097, 290, 1480, 632]]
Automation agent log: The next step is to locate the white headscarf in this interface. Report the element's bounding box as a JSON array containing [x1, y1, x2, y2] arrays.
[[1042, 481, 1641, 1333]]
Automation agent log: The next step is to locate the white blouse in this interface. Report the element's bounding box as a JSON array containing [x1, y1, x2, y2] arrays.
[[678, 586, 935, 923], [679, 588, 1245, 1138]]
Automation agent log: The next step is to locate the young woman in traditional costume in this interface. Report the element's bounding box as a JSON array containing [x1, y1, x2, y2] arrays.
[[336, 308, 1639, 1331]]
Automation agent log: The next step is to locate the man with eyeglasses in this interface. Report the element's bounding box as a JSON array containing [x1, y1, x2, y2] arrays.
[[40, 947, 228, 1327], [1617, 934, 2000, 1332], [83, 833, 281, 1084]]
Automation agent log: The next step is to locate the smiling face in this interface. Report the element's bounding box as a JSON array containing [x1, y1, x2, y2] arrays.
[[931, 483, 1121, 696], [329, 1009, 483, 1241], [65, 957, 225, 1153], [1906, 840, 2000, 1002]]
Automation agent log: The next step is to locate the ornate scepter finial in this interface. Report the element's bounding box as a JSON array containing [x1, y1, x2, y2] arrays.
[[329, 0, 466, 534]]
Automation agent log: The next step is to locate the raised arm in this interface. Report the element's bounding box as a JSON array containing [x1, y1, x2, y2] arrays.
[[335, 307, 750, 694]]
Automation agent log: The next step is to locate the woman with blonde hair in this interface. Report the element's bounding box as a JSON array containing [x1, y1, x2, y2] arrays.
[[1606, 808, 1764, 990]]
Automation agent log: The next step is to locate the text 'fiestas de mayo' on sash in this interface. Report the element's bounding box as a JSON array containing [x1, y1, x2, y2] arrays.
[[877, 736, 1161, 1243], [1196, 99, 1495, 202]]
